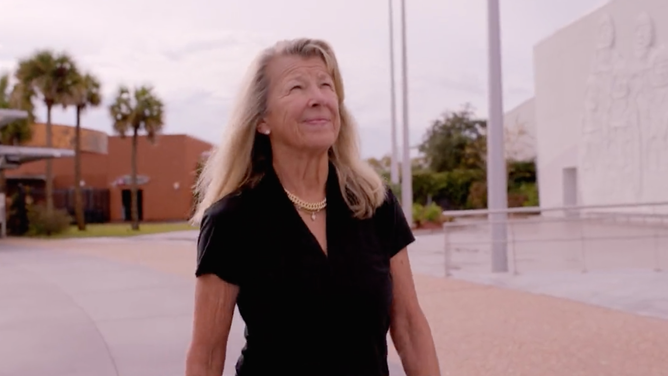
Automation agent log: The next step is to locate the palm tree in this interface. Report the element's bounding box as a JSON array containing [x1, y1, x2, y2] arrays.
[[0, 72, 36, 194], [109, 85, 165, 230], [67, 72, 102, 231], [15, 50, 79, 214]]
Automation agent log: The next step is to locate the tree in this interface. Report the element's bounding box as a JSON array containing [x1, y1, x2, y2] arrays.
[[0, 72, 36, 194], [67, 72, 102, 231], [504, 117, 535, 162], [418, 103, 487, 173], [15, 50, 80, 214], [109, 85, 165, 230]]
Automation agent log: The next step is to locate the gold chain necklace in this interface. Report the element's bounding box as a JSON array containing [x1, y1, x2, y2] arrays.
[[284, 189, 327, 221]]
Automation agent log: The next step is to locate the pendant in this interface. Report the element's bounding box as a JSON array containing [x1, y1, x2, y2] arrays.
[[311, 212, 316, 221]]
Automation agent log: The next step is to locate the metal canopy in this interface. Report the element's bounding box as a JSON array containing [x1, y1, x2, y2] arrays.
[[0, 109, 75, 170], [0, 109, 28, 128], [0, 145, 75, 169]]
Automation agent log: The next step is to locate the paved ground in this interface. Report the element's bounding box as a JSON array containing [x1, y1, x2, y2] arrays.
[[410, 224, 668, 322], [0, 246, 195, 376], [0, 240, 404, 376], [2, 224, 668, 376]]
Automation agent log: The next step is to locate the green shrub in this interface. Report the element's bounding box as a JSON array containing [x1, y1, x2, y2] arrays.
[[412, 203, 425, 226], [27, 205, 72, 236], [7, 191, 29, 236], [423, 202, 443, 223], [440, 169, 483, 209], [411, 170, 438, 205], [518, 182, 539, 207], [508, 192, 527, 207], [466, 180, 487, 209], [412, 202, 445, 227], [412, 168, 483, 209], [507, 160, 537, 191]]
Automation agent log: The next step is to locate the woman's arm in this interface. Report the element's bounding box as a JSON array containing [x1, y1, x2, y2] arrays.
[[389, 248, 441, 376], [185, 274, 239, 376]]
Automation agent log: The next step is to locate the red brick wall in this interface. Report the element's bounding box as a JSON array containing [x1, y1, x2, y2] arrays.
[[106, 134, 211, 222], [6, 127, 213, 222]]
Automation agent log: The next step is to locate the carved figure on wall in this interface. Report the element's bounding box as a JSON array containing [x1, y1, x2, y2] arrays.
[[622, 12, 662, 203], [581, 134, 598, 171], [583, 77, 604, 134], [609, 67, 636, 129], [646, 46, 668, 173], [650, 46, 668, 88], [634, 12, 655, 61], [592, 14, 623, 73], [585, 14, 621, 136], [629, 13, 655, 169], [581, 12, 668, 204], [581, 13, 620, 204]]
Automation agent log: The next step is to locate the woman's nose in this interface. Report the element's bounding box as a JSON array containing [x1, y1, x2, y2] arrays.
[[306, 86, 326, 107]]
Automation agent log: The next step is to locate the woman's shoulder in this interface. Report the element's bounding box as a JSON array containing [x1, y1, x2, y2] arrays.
[[202, 190, 252, 225], [374, 185, 400, 215]]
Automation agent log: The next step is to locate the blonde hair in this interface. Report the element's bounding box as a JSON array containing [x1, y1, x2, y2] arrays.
[[191, 38, 386, 225]]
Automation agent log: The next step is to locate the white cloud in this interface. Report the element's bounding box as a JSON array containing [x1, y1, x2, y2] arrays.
[[1, 0, 607, 158]]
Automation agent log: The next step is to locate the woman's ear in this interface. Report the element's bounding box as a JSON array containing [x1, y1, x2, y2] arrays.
[[257, 120, 271, 135]]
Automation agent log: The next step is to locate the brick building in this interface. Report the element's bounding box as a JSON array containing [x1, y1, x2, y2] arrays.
[[4, 123, 213, 222]]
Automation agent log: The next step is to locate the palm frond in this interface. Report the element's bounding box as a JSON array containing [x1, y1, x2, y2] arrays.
[[109, 85, 133, 138], [0, 72, 10, 107], [15, 49, 80, 108], [108, 84, 165, 141], [0, 71, 36, 145], [71, 72, 103, 110]]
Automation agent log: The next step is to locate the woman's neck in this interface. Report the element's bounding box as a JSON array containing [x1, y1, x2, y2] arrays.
[[272, 151, 329, 203]]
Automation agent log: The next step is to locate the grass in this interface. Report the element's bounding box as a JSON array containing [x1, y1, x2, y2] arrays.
[[44, 221, 197, 239]]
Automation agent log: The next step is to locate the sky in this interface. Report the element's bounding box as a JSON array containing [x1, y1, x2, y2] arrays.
[[0, 0, 608, 158]]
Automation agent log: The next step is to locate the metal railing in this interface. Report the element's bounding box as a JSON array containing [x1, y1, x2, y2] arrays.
[[442, 201, 668, 277]]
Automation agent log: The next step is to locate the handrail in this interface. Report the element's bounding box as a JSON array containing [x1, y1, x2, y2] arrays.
[[443, 201, 668, 217], [440, 201, 668, 277]]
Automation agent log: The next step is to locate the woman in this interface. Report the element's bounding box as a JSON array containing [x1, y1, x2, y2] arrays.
[[187, 38, 440, 376]]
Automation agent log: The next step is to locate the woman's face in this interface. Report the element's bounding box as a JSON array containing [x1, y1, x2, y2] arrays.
[[258, 55, 341, 155]]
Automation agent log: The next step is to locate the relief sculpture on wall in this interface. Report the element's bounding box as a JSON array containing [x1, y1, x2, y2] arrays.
[[581, 13, 618, 202], [647, 47, 668, 168], [581, 12, 667, 205], [633, 13, 668, 203]]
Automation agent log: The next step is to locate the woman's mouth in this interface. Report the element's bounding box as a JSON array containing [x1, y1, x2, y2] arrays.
[[304, 118, 330, 126]]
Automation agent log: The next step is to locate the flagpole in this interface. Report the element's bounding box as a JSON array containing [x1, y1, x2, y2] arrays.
[[388, 0, 399, 185], [486, 0, 509, 272], [399, 0, 413, 224]]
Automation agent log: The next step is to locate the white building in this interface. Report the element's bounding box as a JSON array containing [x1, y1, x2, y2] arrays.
[[505, 0, 668, 211]]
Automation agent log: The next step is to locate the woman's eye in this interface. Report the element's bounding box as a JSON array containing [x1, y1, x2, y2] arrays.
[[290, 85, 302, 91]]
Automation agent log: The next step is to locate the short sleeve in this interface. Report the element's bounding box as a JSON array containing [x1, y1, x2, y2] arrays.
[[375, 187, 416, 258], [195, 198, 246, 285]]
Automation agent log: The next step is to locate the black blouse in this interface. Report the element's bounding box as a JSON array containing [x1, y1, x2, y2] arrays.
[[195, 164, 415, 376]]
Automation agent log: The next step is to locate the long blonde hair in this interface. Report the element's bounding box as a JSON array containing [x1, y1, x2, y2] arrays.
[[191, 38, 386, 225]]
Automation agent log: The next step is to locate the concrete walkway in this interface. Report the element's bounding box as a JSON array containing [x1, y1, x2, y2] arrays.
[[0, 245, 199, 376], [2, 233, 668, 375], [0, 241, 404, 376]]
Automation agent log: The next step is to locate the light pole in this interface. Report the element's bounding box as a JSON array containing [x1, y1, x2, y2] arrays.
[[399, 0, 413, 223], [486, 0, 509, 272], [388, 0, 399, 185]]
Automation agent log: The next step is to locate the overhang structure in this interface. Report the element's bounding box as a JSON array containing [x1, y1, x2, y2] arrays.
[[1, 109, 75, 237], [0, 109, 75, 170]]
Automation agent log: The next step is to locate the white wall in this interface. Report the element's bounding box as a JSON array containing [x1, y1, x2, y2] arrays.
[[533, 0, 668, 212], [503, 97, 537, 161]]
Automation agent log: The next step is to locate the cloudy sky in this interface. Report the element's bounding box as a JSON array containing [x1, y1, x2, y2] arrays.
[[0, 0, 607, 158]]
